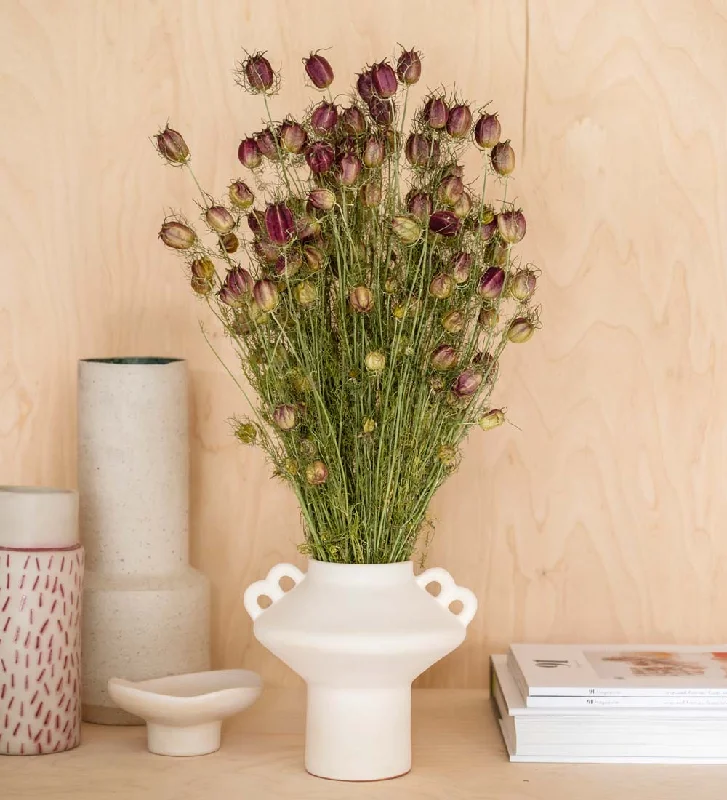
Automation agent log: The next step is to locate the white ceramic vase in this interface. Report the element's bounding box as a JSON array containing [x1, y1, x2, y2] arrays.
[[0, 487, 84, 755], [78, 358, 210, 725], [244, 559, 477, 781]]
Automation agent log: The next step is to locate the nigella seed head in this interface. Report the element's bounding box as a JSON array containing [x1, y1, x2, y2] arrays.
[[265, 202, 295, 245], [429, 210, 461, 237], [308, 187, 336, 211], [273, 404, 296, 431], [453, 191, 472, 219], [254, 238, 280, 264], [510, 269, 537, 301], [349, 285, 374, 313], [220, 267, 253, 306], [478, 266, 506, 299], [310, 101, 338, 134], [191, 257, 215, 281], [423, 97, 448, 130], [364, 351, 386, 372], [371, 61, 398, 98], [242, 52, 275, 93], [497, 209, 526, 244], [429, 273, 454, 300], [438, 445, 458, 468], [338, 153, 362, 187], [304, 52, 334, 89], [294, 281, 318, 307], [238, 137, 262, 169], [229, 180, 254, 210], [446, 104, 472, 138], [220, 232, 239, 253], [155, 125, 189, 165], [360, 180, 382, 207], [507, 316, 536, 343], [255, 128, 280, 161], [431, 344, 458, 371], [303, 244, 325, 273], [452, 251, 473, 284], [340, 106, 367, 135], [491, 140, 516, 175], [391, 215, 422, 244], [305, 142, 335, 174], [437, 175, 465, 207], [453, 368, 482, 397], [235, 421, 257, 445], [253, 278, 279, 312], [478, 306, 499, 329], [357, 69, 375, 102], [273, 248, 302, 278], [279, 120, 308, 154], [479, 409, 505, 431], [247, 209, 264, 236], [442, 309, 465, 334], [367, 96, 394, 126], [362, 137, 385, 168], [159, 220, 196, 250], [474, 113, 501, 149], [295, 214, 321, 241], [305, 460, 328, 485], [205, 205, 236, 234], [479, 207, 497, 241], [405, 133, 439, 168], [396, 48, 422, 85], [407, 191, 433, 222]]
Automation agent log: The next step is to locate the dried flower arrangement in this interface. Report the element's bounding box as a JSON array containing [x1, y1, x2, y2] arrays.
[[155, 48, 540, 564]]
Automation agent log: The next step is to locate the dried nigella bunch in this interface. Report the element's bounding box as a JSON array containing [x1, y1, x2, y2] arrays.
[[155, 46, 541, 564]]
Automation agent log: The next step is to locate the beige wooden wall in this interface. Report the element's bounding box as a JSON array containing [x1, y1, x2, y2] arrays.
[[2, 0, 726, 688]]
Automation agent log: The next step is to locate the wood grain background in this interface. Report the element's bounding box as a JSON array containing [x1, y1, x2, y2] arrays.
[[1, 0, 726, 687]]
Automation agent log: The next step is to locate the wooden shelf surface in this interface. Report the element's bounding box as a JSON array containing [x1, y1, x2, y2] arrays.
[[2, 690, 727, 799]]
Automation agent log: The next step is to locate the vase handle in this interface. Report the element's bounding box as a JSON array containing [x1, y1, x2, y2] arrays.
[[243, 562, 305, 621], [416, 567, 478, 628]]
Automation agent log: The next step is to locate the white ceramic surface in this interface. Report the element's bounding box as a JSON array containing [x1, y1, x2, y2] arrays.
[[107, 670, 262, 756], [244, 559, 477, 781], [0, 487, 83, 755], [78, 358, 210, 724]]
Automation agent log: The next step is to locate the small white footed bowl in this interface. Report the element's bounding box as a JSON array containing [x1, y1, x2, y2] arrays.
[[107, 669, 262, 756]]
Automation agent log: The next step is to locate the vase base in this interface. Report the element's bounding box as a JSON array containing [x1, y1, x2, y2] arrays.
[[306, 768, 412, 782]]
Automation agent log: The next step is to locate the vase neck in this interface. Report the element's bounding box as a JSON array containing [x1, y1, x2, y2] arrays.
[[306, 560, 413, 587]]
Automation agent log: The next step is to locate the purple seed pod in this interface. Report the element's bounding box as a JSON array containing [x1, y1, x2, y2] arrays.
[[253, 278, 279, 312], [243, 52, 275, 92], [238, 137, 262, 169], [349, 285, 374, 313], [452, 251, 473, 284], [155, 126, 189, 165], [247, 209, 264, 236], [431, 344, 458, 371], [396, 48, 422, 85], [228, 180, 255, 210], [474, 113, 501, 149], [338, 153, 362, 186], [453, 191, 472, 219], [368, 96, 394, 126], [340, 105, 367, 135], [273, 248, 302, 278], [446, 104, 472, 138], [304, 52, 334, 89], [253, 238, 280, 264], [311, 101, 338, 134], [255, 128, 280, 161], [362, 136, 385, 167], [491, 140, 516, 175], [303, 244, 325, 273], [423, 97, 448, 130], [357, 69, 375, 102], [405, 133, 438, 167], [371, 61, 398, 98], [479, 208, 497, 241], [428, 210, 461, 237], [205, 205, 236, 234], [305, 142, 335, 174], [273, 404, 297, 430], [279, 120, 308, 154], [219, 267, 253, 306], [407, 191, 433, 222], [159, 221, 196, 250], [507, 316, 536, 343], [360, 180, 382, 207], [497, 209, 526, 244], [295, 214, 321, 241], [265, 202, 295, 245], [308, 187, 336, 210], [453, 368, 482, 397], [478, 266, 506, 299], [478, 306, 498, 329], [437, 175, 465, 207]]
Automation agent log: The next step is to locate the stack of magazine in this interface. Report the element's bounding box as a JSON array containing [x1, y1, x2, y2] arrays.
[[492, 644, 727, 763]]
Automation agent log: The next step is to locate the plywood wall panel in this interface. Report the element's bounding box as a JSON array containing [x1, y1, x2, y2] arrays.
[[1, 0, 725, 687]]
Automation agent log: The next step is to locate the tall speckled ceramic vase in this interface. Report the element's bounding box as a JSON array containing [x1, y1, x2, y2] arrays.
[[78, 358, 210, 725]]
